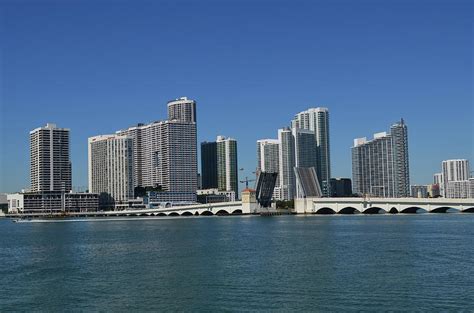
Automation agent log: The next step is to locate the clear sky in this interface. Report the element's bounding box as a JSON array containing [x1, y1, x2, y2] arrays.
[[1, 0, 473, 193]]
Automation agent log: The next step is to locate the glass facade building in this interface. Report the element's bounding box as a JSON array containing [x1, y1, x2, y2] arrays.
[[201, 141, 218, 189]]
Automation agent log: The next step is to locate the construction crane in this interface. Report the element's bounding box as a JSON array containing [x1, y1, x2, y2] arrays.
[[239, 168, 257, 189], [240, 177, 256, 189]]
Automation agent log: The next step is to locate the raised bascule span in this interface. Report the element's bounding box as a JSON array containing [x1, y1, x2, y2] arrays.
[[295, 197, 474, 214]]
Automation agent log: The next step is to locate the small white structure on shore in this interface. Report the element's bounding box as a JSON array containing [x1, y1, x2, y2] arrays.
[[242, 188, 277, 214]]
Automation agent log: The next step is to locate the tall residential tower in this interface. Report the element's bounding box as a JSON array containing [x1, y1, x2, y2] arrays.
[[278, 127, 295, 200], [30, 123, 72, 192], [92, 97, 199, 203], [88, 134, 134, 207], [257, 139, 280, 199], [216, 136, 238, 195], [441, 159, 471, 198], [167, 97, 197, 123], [351, 119, 410, 198], [292, 108, 331, 196]]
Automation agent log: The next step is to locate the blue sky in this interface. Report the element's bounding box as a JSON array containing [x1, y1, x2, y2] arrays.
[[1, 0, 472, 193]]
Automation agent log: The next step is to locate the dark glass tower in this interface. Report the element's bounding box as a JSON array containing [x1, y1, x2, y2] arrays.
[[201, 141, 218, 189]]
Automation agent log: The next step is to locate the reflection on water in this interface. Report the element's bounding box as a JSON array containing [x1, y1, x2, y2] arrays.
[[1, 215, 473, 311]]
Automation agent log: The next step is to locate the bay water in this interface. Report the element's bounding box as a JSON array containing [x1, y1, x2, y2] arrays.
[[1, 214, 473, 311]]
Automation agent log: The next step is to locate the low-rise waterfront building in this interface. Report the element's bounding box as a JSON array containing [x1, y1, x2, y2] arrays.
[[427, 184, 440, 198], [410, 185, 429, 198], [196, 188, 236, 203], [145, 191, 197, 206], [470, 178, 474, 198], [0, 194, 7, 213], [446, 180, 472, 199], [7, 192, 99, 214]]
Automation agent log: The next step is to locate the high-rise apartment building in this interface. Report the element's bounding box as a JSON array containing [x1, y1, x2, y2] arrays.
[[117, 124, 144, 188], [117, 120, 198, 201], [278, 127, 295, 200], [292, 128, 317, 168], [216, 136, 238, 195], [107, 97, 198, 203], [442, 159, 470, 197], [292, 127, 318, 199], [351, 119, 410, 198], [292, 108, 331, 196], [257, 139, 280, 199], [167, 97, 197, 123], [201, 141, 218, 189], [88, 134, 134, 207], [390, 119, 410, 197], [277, 126, 322, 200], [439, 159, 471, 198], [256, 139, 280, 173], [30, 123, 72, 192], [433, 173, 444, 197]]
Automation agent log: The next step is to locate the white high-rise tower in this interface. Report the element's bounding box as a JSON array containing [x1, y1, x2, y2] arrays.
[[30, 123, 72, 193], [167, 97, 197, 123], [442, 159, 471, 198], [257, 139, 280, 199], [292, 108, 331, 196], [351, 119, 410, 198], [88, 134, 134, 207], [278, 127, 295, 200], [216, 136, 238, 195]]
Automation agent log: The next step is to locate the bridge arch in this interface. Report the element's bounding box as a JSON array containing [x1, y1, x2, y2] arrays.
[[157, 213, 167, 216], [400, 207, 425, 214], [168, 212, 179, 216], [232, 209, 243, 215], [200, 210, 214, 216], [216, 209, 230, 216], [315, 207, 336, 214], [338, 207, 360, 214], [463, 207, 474, 213], [363, 207, 384, 214], [181, 211, 193, 216], [430, 207, 459, 213], [388, 207, 398, 214]]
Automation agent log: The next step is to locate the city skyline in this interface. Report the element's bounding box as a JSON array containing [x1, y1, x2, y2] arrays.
[[1, 1, 473, 193], [1, 98, 472, 194]]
